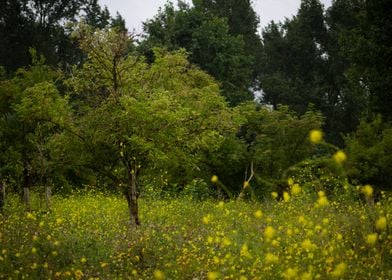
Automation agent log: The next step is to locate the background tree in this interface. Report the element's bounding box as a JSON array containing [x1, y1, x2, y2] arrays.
[[141, 1, 255, 105], [0, 51, 71, 208]]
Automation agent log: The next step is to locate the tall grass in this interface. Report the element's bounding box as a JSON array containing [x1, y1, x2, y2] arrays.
[[0, 187, 391, 279]]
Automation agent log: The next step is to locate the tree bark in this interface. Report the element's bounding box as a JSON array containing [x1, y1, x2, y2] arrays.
[[23, 187, 31, 210], [124, 171, 140, 226], [0, 181, 5, 213]]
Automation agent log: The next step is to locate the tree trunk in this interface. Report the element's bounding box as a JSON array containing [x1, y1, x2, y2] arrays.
[[0, 181, 5, 213], [23, 187, 31, 210], [124, 172, 140, 226], [45, 185, 52, 210], [22, 159, 32, 210]]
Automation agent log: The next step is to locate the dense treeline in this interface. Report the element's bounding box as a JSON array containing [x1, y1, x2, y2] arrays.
[[1, 0, 391, 223]]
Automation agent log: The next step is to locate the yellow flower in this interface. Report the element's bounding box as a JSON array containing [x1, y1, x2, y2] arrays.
[[202, 215, 211, 224], [287, 177, 294, 186], [301, 239, 315, 251], [211, 175, 219, 183], [80, 257, 87, 263], [283, 192, 290, 202], [366, 233, 378, 246], [301, 272, 312, 280], [271, 192, 278, 199], [283, 267, 298, 279], [264, 226, 275, 240], [290, 184, 301, 196], [361, 185, 373, 197], [243, 181, 249, 188], [154, 270, 165, 279], [309, 129, 323, 144], [316, 196, 329, 207], [26, 212, 36, 220], [333, 150, 347, 164], [74, 269, 83, 280], [240, 244, 252, 258], [254, 210, 263, 218], [331, 262, 347, 277], [375, 217, 387, 231], [265, 253, 279, 264], [207, 271, 220, 280]]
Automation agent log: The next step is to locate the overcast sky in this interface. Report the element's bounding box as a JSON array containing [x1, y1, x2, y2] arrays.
[[99, 0, 332, 34]]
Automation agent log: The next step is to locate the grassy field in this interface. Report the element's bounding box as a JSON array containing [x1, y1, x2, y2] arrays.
[[0, 187, 391, 279]]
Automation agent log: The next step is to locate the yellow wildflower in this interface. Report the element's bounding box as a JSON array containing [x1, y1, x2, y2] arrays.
[[264, 226, 275, 240], [271, 192, 278, 199], [283, 267, 298, 279], [375, 217, 387, 231], [211, 175, 219, 183], [310, 129, 323, 144], [291, 184, 301, 196], [207, 271, 220, 280], [74, 269, 83, 280], [265, 253, 279, 264], [283, 192, 290, 202], [154, 270, 165, 279], [287, 177, 294, 186], [361, 185, 373, 197], [331, 262, 347, 277], [366, 233, 378, 246], [333, 150, 347, 164], [254, 210, 263, 218]]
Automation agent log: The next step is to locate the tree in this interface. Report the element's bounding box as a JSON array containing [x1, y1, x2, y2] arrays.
[[141, 2, 254, 106], [237, 103, 324, 196], [0, 51, 71, 208], [66, 26, 236, 225], [345, 116, 392, 191]]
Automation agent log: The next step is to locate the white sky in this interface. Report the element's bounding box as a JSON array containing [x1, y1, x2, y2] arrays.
[[99, 0, 333, 34]]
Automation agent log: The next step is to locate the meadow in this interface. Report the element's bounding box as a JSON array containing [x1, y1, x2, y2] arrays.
[[0, 184, 391, 280]]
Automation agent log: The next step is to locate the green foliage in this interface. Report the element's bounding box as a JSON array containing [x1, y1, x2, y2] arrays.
[[0, 52, 71, 192], [141, 2, 254, 105], [238, 103, 324, 180], [345, 117, 392, 190]]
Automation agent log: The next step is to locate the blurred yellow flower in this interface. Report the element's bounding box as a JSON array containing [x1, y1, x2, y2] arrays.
[[331, 262, 347, 277], [333, 150, 347, 164], [265, 253, 279, 264], [254, 210, 263, 218], [287, 177, 294, 186], [154, 270, 165, 279], [271, 192, 278, 199], [283, 192, 290, 202], [74, 269, 83, 280], [301, 239, 316, 251], [291, 184, 301, 196], [207, 271, 220, 280], [26, 212, 36, 220], [366, 233, 378, 246], [361, 185, 373, 197], [264, 226, 275, 240], [211, 175, 219, 183], [283, 267, 298, 279], [309, 129, 323, 144], [375, 217, 387, 231]]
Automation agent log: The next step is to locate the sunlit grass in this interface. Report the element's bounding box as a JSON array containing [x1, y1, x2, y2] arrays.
[[0, 187, 391, 279]]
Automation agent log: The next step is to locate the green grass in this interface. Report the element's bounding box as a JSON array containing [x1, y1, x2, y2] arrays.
[[0, 188, 391, 279]]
